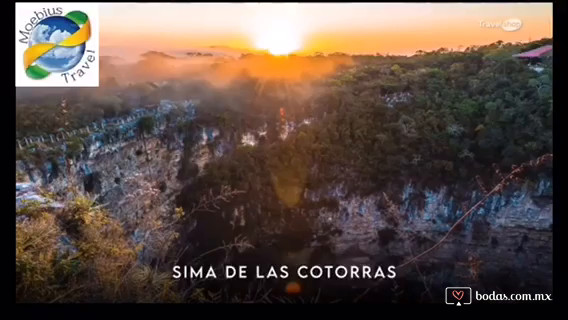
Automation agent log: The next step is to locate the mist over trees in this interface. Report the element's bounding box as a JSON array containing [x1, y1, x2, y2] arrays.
[[178, 39, 552, 202]]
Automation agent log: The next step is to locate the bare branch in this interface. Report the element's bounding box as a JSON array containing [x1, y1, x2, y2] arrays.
[[397, 153, 552, 269]]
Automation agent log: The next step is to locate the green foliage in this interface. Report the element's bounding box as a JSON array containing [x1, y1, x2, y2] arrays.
[[137, 116, 156, 136], [391, 64, 403, 75], [137, 116, 156, 161], [16, 212, 65, 301], [16, 196, 181, 302], [16, 200, 45, 219], [90, 95, 126, 118], [190, 39, 552, 209], [66, 136, 84, 159]]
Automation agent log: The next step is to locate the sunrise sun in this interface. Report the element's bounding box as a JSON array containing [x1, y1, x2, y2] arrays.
[[253, 20, 302, 55]]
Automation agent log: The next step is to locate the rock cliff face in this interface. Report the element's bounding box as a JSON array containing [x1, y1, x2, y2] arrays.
[[17, 136, 184, 262], [16, 109, 553, 298], [15, 113, 227, 264], [307, 179, 552, 293], [16, 100, 199, 264]]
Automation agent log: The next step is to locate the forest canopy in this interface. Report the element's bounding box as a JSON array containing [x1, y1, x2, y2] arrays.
[[179, 39, 553, 208]]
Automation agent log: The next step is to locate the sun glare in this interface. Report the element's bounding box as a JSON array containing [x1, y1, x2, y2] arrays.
[[247, 3, 304, 56], [254, 20, 302, 55]]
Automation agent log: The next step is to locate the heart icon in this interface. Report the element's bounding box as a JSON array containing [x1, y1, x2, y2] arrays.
[[452, 290, 464, 300]]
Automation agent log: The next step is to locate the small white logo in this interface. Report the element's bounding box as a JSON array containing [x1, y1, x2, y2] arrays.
[[479, 18, 523, 32], [501, 18, 523, 32], [15, 3, 99, 87]]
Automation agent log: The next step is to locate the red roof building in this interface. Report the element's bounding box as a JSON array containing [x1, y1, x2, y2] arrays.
[[513, 45, 553, 59]]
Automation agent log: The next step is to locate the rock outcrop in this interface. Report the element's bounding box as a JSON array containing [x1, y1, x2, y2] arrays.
[[308, 179, 553, 293]]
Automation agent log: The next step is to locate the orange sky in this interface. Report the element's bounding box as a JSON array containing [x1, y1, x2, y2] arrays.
[[99, 3, 552, 57]]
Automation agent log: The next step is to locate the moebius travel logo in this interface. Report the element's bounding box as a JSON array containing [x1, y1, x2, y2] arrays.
[[16, 3, 99, 87]]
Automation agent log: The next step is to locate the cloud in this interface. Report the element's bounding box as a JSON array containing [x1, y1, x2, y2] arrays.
[[31, 23, 82, 60], [48, 29, 72, 43], [60, 51, 83, 69], [30, 24, 52, 43], [49, 44, 82, 60], [47, 29, 81, 59]]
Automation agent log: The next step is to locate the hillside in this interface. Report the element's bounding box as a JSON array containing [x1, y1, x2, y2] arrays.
[[15, 39, 553, 302]]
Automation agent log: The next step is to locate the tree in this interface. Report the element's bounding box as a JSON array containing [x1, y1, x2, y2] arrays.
[[16, 148, 35, 182], [391, 64, 403, 75], [66, 136, 84, 161], [29, 146, 49, 185], [88, 95, 125, 118], [137, 116, 155, 161]]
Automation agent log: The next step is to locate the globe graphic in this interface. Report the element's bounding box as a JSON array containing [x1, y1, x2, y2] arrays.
[[28, 16, 85, 73]]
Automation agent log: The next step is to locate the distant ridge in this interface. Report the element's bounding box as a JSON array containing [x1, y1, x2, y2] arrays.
[[140, 51, 177, 60]]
